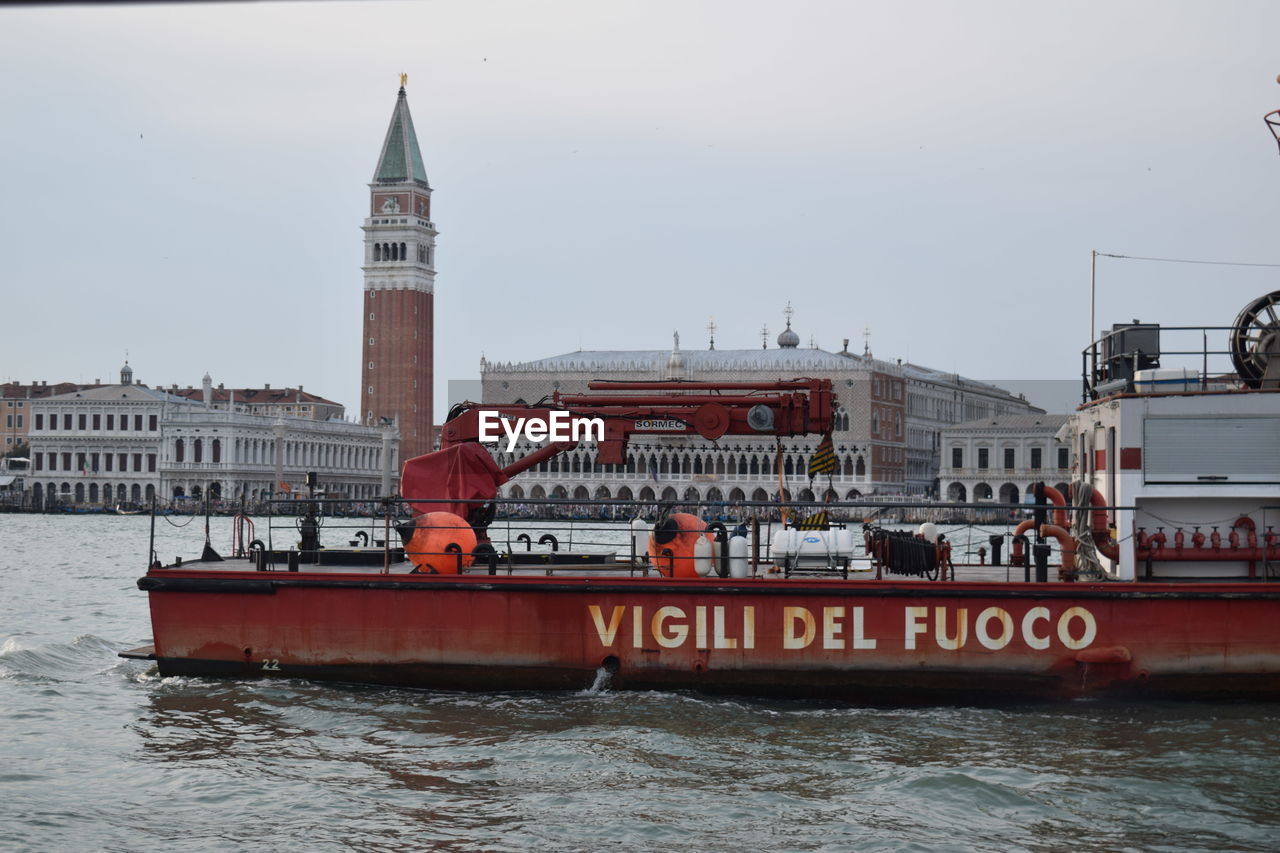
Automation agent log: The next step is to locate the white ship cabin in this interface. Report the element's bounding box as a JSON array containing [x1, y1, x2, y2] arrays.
[[1068, 291, 1280, 582]]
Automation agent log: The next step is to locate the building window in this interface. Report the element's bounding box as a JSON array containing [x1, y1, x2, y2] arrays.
[[149, 415, 157, 431], [1003, 448, 1015, 469], [951, 447, 962, 469], [3, 415, 9, 428], [93, 414, 101, 430], [34, 453, 42, 471], [147, 454, 156, 472], [63, 414, 72, 430], [118, 453, 127, 472], [16, 414, 22, 429], [194, 439, 203, 463], [978, 448, 989, 469], [1031, 447, 1042, 469], [1058, 447, 1069, 469], [212, 439, 221, 464], [105, 455, 113, 472], [62, 453, 72, 470], [35, 414, 43, 430], [133, 453, 142, 472], [134, 415, 142, 431], [78, 414, 87, 430], [106, 414, 114, 430], [90, 453, 99, 472], [175, 438, 184, 462]]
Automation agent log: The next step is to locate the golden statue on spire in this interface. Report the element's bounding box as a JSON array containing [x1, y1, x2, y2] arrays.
[[400, 72, 408, 88]]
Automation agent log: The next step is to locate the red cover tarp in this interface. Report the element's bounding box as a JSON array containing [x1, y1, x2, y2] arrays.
[[400, 444, 509, 519]]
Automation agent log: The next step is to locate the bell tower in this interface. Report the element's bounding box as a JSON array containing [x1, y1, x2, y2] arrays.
[[361, 77, 436, 462]]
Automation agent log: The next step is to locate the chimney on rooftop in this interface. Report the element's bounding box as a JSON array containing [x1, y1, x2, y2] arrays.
[[265, 383, 270, 389]]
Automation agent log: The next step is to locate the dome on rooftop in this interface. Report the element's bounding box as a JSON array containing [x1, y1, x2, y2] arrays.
[[777, 320, 800, 349]]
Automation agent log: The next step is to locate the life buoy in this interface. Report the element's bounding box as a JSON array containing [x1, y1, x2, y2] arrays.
[[407, 512, 476, 574], [648, 513, 714, 578]]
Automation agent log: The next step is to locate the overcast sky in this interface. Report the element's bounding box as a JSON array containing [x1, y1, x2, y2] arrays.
[[3, 1, 1279, 417]]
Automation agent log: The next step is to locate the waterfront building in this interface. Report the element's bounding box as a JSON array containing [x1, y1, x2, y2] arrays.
[[26, 364, 397, 508], [1, 455, 29, 507], [938, 413, 1072, 506], [162, 408, 393, 503], [900, 364, 1049, 495], [361, 79, 436, 461], [2, 381, 95, 452], [165, 373, 345, 421], [26, 365, 190, 507], [481, 313, 1043, 504]]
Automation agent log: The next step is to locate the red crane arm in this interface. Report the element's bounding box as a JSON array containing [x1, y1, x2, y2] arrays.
[[403, 378, 835, 515]]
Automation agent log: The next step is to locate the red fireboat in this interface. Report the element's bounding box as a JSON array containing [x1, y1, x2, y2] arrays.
[[121, 289, 1280, 702]]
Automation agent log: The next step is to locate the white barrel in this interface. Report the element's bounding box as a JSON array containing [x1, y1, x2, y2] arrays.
[[773, 528, 802, 559], [693, 535, 715, 577], [728, 535, 750, 578], [630, 518, 650, 564], [831, 528, 855, 557], [917, 522, 939, 543]]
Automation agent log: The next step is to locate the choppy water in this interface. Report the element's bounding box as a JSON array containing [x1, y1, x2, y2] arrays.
[[3, 514, 1280, 852]]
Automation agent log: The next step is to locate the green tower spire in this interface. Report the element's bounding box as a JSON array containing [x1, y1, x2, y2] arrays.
[[373, 80, 430, 188]]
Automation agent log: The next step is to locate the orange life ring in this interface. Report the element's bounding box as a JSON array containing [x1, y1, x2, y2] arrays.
[[648, 513, 713, 578], [407, 512, 476, 574]]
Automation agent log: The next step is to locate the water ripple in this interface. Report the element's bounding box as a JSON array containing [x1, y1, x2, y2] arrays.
[[3, 517, 1280, 851]]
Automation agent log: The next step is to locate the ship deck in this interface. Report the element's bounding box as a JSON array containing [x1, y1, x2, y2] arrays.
[[156, 554, 1057, 584]]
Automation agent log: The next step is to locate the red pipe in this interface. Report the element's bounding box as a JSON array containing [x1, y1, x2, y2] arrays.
[[1233, 516, 1258, 549], [1040, 485, 1068, 528], [1079, 485, 1121, 561], [586, 380, 824, 391], [556, 394, 802, 406], [1039, 523, 1076, 580], [1135, 546, 1280, 562], [1136, 517, 1275, 564], [1083, 484, 1108, 534]]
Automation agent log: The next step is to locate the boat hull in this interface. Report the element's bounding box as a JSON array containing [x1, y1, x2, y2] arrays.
[[139, 572, 1280, 702]]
